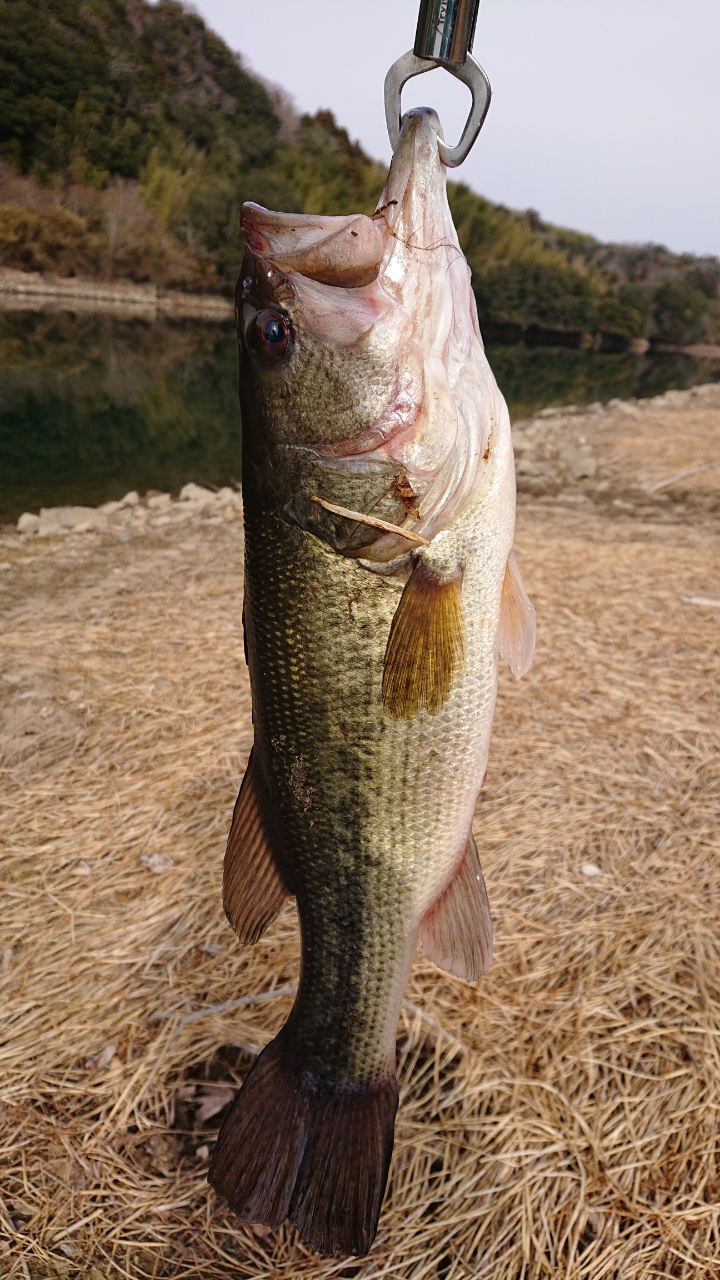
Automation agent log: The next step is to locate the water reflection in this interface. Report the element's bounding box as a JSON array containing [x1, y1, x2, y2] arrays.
[[488, 344, 720, 420], [1, 309, 718, 524], [0, 311, 241, 524]]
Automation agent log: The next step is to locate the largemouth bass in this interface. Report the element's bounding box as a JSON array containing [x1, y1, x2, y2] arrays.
[[209, 107, 535, 1257]]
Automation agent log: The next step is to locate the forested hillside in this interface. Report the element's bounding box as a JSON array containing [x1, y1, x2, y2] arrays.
[[1, 0, 718, 346]]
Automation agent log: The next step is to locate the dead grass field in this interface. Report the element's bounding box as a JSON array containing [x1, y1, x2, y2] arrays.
[[1, 402, 719, 1279]]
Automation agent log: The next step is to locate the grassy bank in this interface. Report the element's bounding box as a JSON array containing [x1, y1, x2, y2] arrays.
[[1, 395, 720, 1276]]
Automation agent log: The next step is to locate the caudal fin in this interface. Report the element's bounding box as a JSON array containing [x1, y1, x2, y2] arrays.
[[208, 1033, 398, 1257]]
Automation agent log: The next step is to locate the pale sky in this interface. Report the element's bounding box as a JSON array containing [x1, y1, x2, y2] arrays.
[[191, 0, 720, 258]]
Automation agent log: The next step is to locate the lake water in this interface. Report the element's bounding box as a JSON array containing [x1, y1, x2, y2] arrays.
[[2, 308, 719, 525]]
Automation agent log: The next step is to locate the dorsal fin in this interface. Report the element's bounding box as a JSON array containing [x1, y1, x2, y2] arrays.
[[382, 558, 465, 719], [496, 550, 536, 680], [419, 832, 493, 981], [224, 750, 290, 945]]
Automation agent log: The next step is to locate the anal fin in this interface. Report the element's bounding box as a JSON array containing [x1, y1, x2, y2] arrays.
[[497, 549, 536, 679], [382, 558, 465, 719], [419, 832, 493, 981], [224, 749, 290, 945]]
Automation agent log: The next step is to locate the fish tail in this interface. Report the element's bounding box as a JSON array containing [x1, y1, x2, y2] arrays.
[[208, 1031, 398, 1257]]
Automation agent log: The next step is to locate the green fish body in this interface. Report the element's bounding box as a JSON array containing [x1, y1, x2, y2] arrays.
[[210, 109, 535, 1256]]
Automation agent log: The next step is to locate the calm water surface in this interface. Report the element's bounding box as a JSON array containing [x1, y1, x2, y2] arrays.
[[2, 309, 719, 524]]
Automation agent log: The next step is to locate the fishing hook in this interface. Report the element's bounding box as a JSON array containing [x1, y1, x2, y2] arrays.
[[384, 0, 491, 168]]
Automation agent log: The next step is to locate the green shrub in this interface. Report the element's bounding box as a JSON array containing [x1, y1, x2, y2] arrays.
[[473, 261, 598, 330], [0, 203, 93, 273], [653, 279, 712, 345], [596, 284, 650, 338], [685, 268, 719, 300]]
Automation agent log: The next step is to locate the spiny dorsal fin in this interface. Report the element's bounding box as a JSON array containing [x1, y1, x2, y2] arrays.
[[382, 558, 465, 719], [419, 832, 493, 981], [224, 750, 290, 945], [497, 549, 536, 680]]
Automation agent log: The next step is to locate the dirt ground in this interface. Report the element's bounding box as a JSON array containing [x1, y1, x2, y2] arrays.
[[1, 388, 719, 1279]]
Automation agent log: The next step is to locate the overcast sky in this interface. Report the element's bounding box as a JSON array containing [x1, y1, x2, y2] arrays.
[[192, 0, 720, 258]]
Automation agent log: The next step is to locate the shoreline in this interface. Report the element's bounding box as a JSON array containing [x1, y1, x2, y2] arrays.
[[1, 269, 719, 358], [0, 267, 234, 321], [5, 382, 719, 536]]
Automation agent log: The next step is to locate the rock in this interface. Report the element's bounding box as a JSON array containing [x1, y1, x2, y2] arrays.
[[99, 500, 122, 515], [662, 389, 688, 408], [120, 491, 140, 507], [691, 383, 720, 404], [138, 852, 174, 874], [180, 482, 216, 507], [148, 493, 172, 511], [215, 486, 242, 508], [516, 458, 555, 478], [171, 504, 197, 521], [36, 506, 109, 536], [607, 398, 640, 418], [561, 446, 597, 479], [17, 512, 40, 534]]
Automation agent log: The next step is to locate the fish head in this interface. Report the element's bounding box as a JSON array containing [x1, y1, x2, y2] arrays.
[[238, 108, 506, 560]]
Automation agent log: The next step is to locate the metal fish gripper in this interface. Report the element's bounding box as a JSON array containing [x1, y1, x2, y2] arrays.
[[384, 0, 491, 167]]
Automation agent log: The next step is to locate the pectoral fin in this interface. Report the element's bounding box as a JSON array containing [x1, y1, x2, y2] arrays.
[[224, 750, 290, 945], [419, 832, 493, 981], [382, 558, 465, 718], [496, 550, 536, 679]]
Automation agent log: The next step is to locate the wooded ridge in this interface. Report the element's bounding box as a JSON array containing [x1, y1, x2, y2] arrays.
[[1, 0, 718, 347]]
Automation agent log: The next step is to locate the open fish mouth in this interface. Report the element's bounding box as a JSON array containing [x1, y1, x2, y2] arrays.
[[241, 204, 387, 289], [239, 108, 502, 561]]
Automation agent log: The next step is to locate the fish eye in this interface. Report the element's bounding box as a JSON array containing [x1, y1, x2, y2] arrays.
[[254, 309, 290, 358]]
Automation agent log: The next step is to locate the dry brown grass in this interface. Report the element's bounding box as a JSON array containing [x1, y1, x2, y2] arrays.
[[1, 475, 719, 1277]]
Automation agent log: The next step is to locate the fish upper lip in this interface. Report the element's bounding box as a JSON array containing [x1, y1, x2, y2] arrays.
[[243, 223, 271, 256], [309, 378, 421, 460]]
